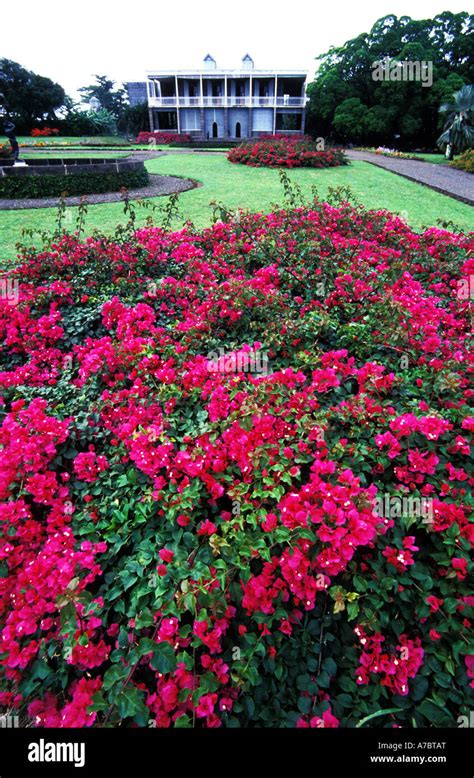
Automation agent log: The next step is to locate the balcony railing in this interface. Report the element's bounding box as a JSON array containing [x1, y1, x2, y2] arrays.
[[148, 96, 305, 108]]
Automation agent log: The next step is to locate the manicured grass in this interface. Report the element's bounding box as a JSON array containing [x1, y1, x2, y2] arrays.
[[410, 153, 448, 165], [146, 154, 473, 229], [16, 135, 132, 147], [0, 154, 472, 264]]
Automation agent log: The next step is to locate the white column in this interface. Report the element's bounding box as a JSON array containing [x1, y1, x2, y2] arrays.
[[175, 74, 180, 132], [273, 75, 277, 134]]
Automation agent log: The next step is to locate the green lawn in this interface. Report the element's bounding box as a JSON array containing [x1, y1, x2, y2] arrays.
[[410, 153, 448, 165], [0, 154, 472, 264], [17, 135, 132, 147]]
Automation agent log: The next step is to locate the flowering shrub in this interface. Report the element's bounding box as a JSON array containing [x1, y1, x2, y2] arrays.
[[30, 128, 60, 137], [0, 190, 472, 729], [135, 131, 192, 145], [373, 147, 416, 159], [0, 143, 13, 159], [354, 147, 421, 160], [449, 149, 474, 173], [228, 136, 348, 168]]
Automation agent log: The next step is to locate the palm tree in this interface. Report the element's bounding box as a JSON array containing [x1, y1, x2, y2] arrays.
[[437, 84, 474, 160]]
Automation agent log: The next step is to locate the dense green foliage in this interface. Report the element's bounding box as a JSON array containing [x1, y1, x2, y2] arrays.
[[0, 59, 66, 132], [437, 84, 474, 158], [449, 149, 474, 172], [306, 12, 474, 148]]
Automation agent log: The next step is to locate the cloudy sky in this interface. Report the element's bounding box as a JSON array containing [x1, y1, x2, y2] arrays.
[[1, 0, 470, 99]]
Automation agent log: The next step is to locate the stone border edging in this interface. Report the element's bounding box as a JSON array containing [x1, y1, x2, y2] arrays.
[[0, 173, 199, 210]]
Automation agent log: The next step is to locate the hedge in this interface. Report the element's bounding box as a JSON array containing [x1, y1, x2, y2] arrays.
[[0, 169, 149, 199]]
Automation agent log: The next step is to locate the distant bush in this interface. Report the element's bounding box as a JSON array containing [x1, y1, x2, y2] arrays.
[[58, 108, 118, 137], [228, 136, 348, 168], [0, 142, 13, 159], [170, 140, 241, 149], [449, 149, 474, 173], [30, 127, 60, 137], [135, 131, 191, 145], [354, 146, 419, 159]]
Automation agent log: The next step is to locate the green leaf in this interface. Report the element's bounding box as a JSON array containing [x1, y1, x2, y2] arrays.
[[418, 699, 452, 726], [322, 657, 337, 677], [149, 642, 177, 674], [356, 707, 403, 728], [102, 664, 129, 691], [174, 714, 191, 728], [297, 696, 312, 714], [317, 670, 330, 688], [117, 686, 148, 722], [411, 675, 429, 702]]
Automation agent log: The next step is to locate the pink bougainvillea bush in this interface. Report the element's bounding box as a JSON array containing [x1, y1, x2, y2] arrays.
[[0, 190, 472, 728], [135, 131, 191, 145], [227, 135, 348, 168]]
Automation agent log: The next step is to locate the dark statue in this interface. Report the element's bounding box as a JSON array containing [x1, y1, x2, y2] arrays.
[[3, 120, 20, 162]]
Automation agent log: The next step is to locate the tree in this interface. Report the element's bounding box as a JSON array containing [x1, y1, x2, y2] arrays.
[[117, 102, 149, 137], [437, 84, 474, 158], [78, 75, 126, 118], [306, 12, 473, 147], [0, 59, 66, 130], [333, 98, 369, 143]]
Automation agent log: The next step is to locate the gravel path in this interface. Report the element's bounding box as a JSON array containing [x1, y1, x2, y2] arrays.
[[346, 150, 474, 206], [0, 173, 198, 211]]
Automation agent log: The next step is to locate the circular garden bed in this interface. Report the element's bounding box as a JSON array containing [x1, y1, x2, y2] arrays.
[[0, 157, 149, 198]]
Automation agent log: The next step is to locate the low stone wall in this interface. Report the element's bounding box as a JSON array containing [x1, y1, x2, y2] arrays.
[[0, 157, 145, 175]]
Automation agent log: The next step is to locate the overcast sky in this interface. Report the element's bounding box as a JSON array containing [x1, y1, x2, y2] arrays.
[[1, 0, 471, 100]]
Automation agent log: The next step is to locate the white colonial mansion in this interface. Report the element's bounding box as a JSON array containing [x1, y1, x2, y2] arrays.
[[142, 54, 307, 140]]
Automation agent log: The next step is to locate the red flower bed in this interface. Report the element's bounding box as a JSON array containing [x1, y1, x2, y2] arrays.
[[135, 131, 191, 145], [227, 136, 348, 168], [0, 197, 472, 728], [30, 128, 60, 137]]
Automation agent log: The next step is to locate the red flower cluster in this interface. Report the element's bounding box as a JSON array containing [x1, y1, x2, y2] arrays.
[[30, 128, 59, 137], [28, 678, 102, 726], [228, 136, 348, 168], [135, 131, 191, 145], [73, 449, 110, 483], [354, 626, 424, 697]]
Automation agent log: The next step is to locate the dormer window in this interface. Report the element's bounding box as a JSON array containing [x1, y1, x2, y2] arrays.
[[204, 54, 217, 70]]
